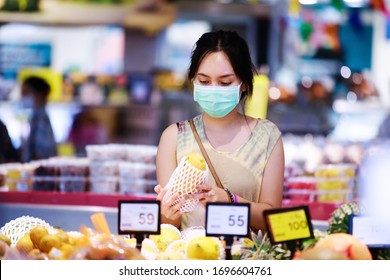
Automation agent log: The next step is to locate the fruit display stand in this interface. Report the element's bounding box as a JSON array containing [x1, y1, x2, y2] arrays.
[[1, 191, 385, 260], [0, 190, 334, 237], [0, 191, 156, 234]]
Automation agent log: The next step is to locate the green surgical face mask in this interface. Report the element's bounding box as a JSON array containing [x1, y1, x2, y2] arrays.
[[193, 83, 241, 118]]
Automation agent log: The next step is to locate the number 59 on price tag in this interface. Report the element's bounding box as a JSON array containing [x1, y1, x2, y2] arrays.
[[118, 200, 161, 235], [263, 205, 314, 244], [205, 202, 250, 237]]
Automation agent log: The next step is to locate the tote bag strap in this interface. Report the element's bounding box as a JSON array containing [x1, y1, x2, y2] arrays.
[[189, 118, 224, 189]]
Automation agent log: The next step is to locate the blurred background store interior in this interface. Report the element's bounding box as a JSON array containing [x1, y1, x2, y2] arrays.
[[1, 0, 390, 163]]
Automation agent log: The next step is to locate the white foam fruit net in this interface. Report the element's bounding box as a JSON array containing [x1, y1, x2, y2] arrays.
[[163, 156, 208, 213], [0, 216, 52, 246]]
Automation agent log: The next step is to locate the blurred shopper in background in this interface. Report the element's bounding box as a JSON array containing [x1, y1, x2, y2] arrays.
[[20, 76, 57, 162], [0, 119, 20, 163], [67, 109, 109, 157], [154, 30, 285, 233]]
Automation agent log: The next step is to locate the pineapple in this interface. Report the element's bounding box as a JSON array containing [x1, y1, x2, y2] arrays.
[[239, 231, 291, 260], [327, 201, 362, 234]]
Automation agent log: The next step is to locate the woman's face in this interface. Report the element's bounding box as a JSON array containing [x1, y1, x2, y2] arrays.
[[194, 51, 243, 88]]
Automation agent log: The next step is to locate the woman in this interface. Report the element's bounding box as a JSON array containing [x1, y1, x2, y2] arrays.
[[155, 30, 284, 233]]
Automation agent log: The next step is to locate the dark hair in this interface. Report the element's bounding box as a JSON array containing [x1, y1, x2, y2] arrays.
[[188, 30, 257, 102], [23, 76, 51, 98]]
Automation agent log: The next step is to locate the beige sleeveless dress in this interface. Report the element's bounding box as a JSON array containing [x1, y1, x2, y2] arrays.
[[176, 114, 281, 230]]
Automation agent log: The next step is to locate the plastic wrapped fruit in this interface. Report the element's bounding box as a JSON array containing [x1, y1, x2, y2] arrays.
[[163, 152, 208, 213]]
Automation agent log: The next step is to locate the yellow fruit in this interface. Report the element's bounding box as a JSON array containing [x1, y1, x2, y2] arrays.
[[149, 224, 181, 252], [54, 230, 70, 244], [122, 237, 137, 248], [15, 234, 34, 254], [71, 235, 91, 248], [0, 234, 11, 246], [38, 234, 62, 253], [140, 238, 160, 260], [58, 243, 75, 259], [165, 239, 188, 256], [187, 236, 224, 260], [29, 226, 49, 247], [186, 152, 206, 171], [156, 251, 186, 260]]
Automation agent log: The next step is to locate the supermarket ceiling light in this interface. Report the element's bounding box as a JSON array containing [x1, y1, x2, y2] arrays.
[[340, 66, 351, 79], [299, 0, 318, 5], [301, 76, 313, 88], [347, 91, 358, 103], [269, 86, 281, 100], [343, 0, 369, 8]]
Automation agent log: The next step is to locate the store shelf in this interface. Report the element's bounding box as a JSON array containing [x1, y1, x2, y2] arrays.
[[0, 0, 177, 32], [0, 190, 336, 221], [282, 199, 339, 222], [0, 190, 156, 207], [0, 191, 157, 233]]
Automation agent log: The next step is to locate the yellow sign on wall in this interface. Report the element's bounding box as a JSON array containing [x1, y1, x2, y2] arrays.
[[244, 74, 269, 119], [18, 67, 63, 102]]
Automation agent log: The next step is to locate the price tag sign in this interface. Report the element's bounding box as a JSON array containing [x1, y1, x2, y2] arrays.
[[263, 206, 314, 244], [205, 202, 250, 237], [118, 200, 161, 235], [349, 215, 390, 248]]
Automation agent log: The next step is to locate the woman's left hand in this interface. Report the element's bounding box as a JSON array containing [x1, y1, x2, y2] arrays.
[[190, 184, 228, 206]]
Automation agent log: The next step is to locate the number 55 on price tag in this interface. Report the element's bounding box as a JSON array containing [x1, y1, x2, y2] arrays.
[[118, 200, 161, 235], [263, 205, 314, 244], [205, 202, 250, 237]]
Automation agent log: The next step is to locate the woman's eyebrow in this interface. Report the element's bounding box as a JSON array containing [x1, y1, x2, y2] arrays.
[[197, 73, 235, 78]]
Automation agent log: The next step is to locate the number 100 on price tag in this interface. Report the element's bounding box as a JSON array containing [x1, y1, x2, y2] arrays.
[[118, 200, 161, 235], [263, 205, 314, 244], [206, 202, 250, 237]]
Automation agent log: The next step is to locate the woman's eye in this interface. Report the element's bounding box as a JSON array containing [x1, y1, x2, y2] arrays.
[[220, 82, 232, 86], [199, 80, 209, 85]]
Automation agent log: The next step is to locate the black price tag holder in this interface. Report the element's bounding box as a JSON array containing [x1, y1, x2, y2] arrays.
[[118, 200, 161, 248], [263, 205, 314, 258], [205, 202, 251, 260]]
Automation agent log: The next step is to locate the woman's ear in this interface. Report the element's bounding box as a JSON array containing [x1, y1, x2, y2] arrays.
[[240, 83, 247, 93]]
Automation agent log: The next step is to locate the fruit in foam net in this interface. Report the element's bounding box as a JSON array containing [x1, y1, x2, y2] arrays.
[[149, 224, 181, 252], [164, 152, 208, 213], [156, 250, 186, 260], [165, 239, 188, 258], [141, 238, 160, 260], [187, 236, 224, 260], [186, 152, 206, 171]]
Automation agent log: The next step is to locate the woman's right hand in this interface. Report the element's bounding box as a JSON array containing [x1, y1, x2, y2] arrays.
[[154, 185, 184, 221]]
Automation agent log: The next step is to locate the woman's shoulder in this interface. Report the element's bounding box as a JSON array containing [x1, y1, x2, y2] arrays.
[[161, 122, 179, 138], [254, 118, 281, 137]]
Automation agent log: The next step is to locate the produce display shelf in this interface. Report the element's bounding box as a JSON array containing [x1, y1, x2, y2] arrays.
[[0, 191, 157, 208], [0, 191, 341, 221], [0, 191, 339, 221], [282, 199, 340, 221], [0, 191, 335, 234]]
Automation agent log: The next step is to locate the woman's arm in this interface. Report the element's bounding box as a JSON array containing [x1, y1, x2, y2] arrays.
[[236, 137, 285, 233], [155, 123, 183, 228]]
